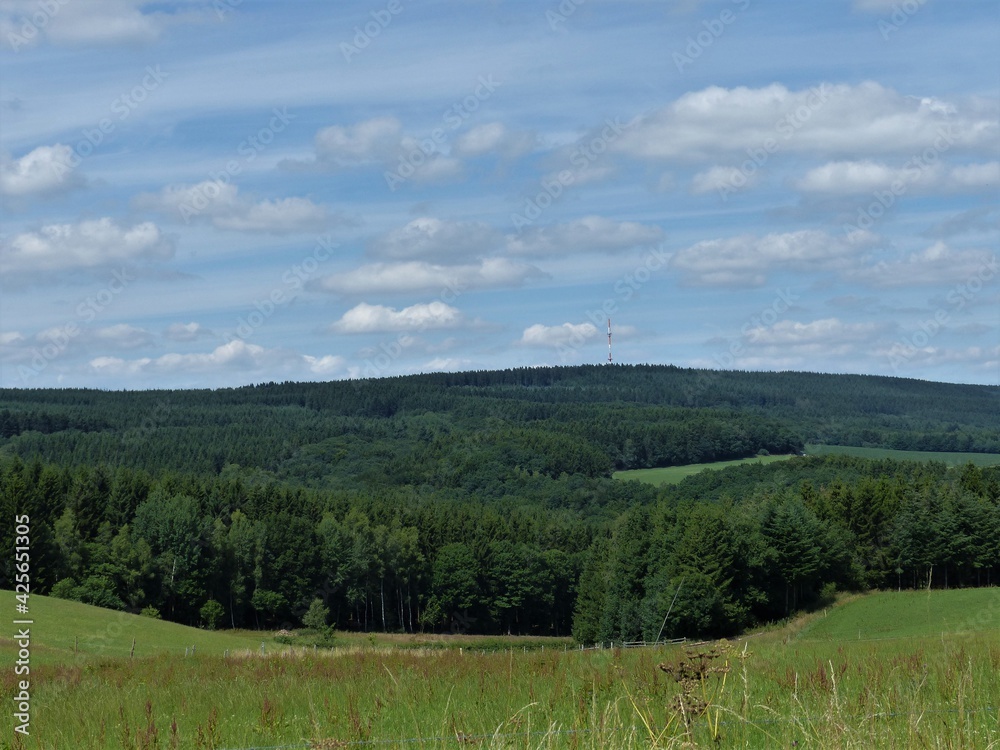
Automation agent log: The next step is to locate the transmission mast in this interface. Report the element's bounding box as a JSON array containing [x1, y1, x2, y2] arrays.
[[607, 318, 613, 364]]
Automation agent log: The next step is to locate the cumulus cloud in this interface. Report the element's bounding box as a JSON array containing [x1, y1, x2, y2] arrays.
[[134, 181, 332, 233], [453, 122, 536, 158], [1, 0, 203, 49], [848, 243, 998, 287], [93, 324, 154, 349], [520, 322, 598, 347], [314, 117, 405, 166], [89, 340, 346, 379], [368, 218, 503, 261], [0, 144, 82, 196], [164, 322, 210, 342], [796, 159, 997, 194], [1, 217, 173, 274], [852, 0, 917, 11], [690, 165, 758, 195], [330, 302, 464, 333], [614, 82, 995, 161], [316, 258, 544, 295], [947, 161, 1000, 189], [506, 216, 664, 256], [746, 318, 883, 349], [672, 230, 876, 287], [283, 117, 464, 183]]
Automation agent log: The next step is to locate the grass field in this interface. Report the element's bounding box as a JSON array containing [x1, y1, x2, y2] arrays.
[[614, 445, 1000, 487], [613, 454, 795, 485], [2, 589, 998, 748], [804, 443, 1000, 467], [797, 588, 1000, 641]]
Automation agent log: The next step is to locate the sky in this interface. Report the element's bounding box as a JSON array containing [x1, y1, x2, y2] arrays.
[[0, 0, 998, 390]]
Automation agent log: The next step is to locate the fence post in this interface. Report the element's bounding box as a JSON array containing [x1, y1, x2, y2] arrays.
[[130, 638, 135, 659]]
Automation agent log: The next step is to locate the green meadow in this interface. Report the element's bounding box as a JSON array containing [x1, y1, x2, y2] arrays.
[[614, 444, 1000, 487], [2, 589, 998, 749], [803, 444, 1000, 467], [613, 454, 794, 485]]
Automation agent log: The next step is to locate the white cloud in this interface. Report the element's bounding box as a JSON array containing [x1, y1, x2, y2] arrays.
[[948, 161, 1000, 189], [93, 324, 154, 349], [0, 144, 82, 196], [0, 331, 26, 347], [746, 318, 882, 349], [615, 82, 995, 161], [453, 122, 535, 158], [848, 243, 998, 287], [317, 258, 544, 295], [314, 117, 404, 166], [1, 218, 173, 274], [1, 0, 202, 49], [795, 160, 924, 194], [520, 322, 598, 347], [283, 116, 465, 184], [672, 230, 876, 287], [212, 197, 329, 233], [423, 356, 474, 371], [852, 0, 918, 11], [164, 322, 209, 342], [369, 218, 502, 261], [330, 301, 464, 333], [134, 181, 331, 233], [89, 340, 347, 379], [690, 166, 758, 195], [796, 159, 997, 194], [506, 216, 664, 256]]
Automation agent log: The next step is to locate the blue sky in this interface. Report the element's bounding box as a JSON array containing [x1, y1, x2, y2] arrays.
[[1, 0, 997, 389]]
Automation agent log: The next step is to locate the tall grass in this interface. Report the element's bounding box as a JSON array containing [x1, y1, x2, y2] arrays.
[[5, 629, 997, 749]]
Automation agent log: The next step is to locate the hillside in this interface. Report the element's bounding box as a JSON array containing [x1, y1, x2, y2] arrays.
[[0, 366, 998, 641]]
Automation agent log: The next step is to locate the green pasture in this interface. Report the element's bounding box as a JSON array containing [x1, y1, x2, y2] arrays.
[[2, 588, 998, 749]]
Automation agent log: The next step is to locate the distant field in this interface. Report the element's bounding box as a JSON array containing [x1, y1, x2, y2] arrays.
[[804, 443, 1000, 467], [614, 444, 1000, 486], [798, 588, 1000, 641], [614, 454, 796, 485]]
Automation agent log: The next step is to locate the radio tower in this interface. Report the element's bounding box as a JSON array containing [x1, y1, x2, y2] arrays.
[[607, 318, 613, 363]]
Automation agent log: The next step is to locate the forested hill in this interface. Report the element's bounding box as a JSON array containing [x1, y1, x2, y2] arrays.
[[1, 365, 998, 639], [2, 366, 998, 484]]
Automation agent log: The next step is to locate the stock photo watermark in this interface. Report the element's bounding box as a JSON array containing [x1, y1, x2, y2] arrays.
[[843, 125, 957, 239], [715, 83, 833, 201], [17, 268, 135, 382], [177, 107, 295, 222], [340, 0, 404, 62], [673, 0, 752, 72], [383, 74, 501, 191], [511, 117, 629, 230], [232, 235, 338, 341], [878, 0, 929, 40], [886, 255, 998, 372]]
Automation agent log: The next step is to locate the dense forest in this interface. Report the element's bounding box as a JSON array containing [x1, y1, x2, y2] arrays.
[[1, 365, 998, 639]]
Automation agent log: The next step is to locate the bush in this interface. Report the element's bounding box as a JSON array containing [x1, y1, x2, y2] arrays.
[[140, 605, 162, 619], [302, 598, 329, 631], [200, 599, 225, 630]]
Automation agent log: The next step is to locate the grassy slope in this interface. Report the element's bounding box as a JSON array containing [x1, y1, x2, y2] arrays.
[[804, 443, 1000, 466], [798, 588, 1000, 641], [3, 589, 999, 748], [613, 454, 794, 485], [0, 590, 268, 664], [614, 444, 1000, 486]]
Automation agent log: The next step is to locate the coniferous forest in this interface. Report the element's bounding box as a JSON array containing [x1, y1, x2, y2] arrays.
[[1, 365, 998, 640]]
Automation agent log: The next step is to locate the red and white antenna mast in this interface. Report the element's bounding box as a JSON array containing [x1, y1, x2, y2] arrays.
[[607, 318, 613, 363]]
